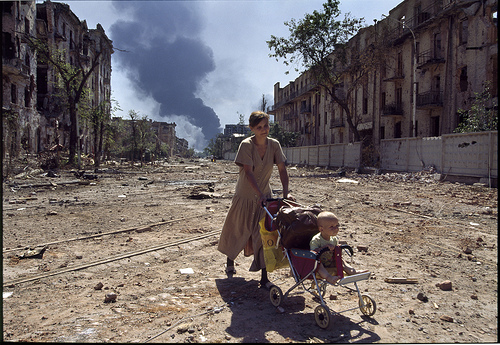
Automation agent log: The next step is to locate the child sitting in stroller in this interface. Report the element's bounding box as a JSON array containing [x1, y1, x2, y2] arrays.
[[311, 211, 368, 285]]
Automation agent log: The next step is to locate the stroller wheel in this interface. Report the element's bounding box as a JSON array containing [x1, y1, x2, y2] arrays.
[[269, 285, 283, 307], [359, 294, 377, 316], [314, 305, 331, 329]]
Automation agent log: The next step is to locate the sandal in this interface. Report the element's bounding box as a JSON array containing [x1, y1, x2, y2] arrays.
[[260, 281, 274, 290], [225, 266, 236, 275]]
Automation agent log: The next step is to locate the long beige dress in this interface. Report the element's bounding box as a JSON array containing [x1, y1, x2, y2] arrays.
[[217, 136, 286, 271]]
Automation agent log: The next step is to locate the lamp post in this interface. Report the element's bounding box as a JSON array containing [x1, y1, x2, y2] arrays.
[[382, 14, 417, 137]]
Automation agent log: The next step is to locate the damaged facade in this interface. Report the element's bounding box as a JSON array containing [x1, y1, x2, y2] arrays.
[[2, 0, 113, 162], [2, 0, 40, 159], [270, 0, 497, 154], [151, 120, 176, 157]]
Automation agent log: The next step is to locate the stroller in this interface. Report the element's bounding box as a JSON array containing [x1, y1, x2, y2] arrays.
[[261, 198, 376, 329]]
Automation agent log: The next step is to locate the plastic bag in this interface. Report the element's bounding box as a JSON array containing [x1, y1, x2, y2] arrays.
[[259, 217, 288, 272]]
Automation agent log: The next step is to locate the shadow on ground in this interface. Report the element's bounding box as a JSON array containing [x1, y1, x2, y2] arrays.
[[215, 277, 381, 343]]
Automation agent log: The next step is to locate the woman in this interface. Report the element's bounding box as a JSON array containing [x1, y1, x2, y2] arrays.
[[217, 111, 294, 289]]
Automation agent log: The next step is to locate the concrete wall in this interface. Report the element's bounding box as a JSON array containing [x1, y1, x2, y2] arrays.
[[282, 142, 362, 168], [223, 152, 236, 161], [380, 131, 498, 179], [222, 132, 497, 186], [223, 142, 363, 169]]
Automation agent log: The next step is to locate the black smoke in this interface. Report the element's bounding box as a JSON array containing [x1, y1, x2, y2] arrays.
[[109, 0, 221, 150]]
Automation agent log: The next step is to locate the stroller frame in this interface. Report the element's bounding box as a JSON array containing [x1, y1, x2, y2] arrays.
[[262, 199, 376, 329]]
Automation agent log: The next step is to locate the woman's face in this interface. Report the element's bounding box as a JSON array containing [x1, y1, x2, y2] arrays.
[[251, 118, 270, 138]]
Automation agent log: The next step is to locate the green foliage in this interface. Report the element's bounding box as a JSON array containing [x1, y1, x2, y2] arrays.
[[454, 82, 497, 133], [126, 110, 154, 164], [204, 133, 225, 158], [267, 0, 364, 76], [107, 118, 126, 159], [267, 0, 369, 142], [269, 122, 300, 147]]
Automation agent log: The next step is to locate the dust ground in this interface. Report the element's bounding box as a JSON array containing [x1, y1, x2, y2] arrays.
[[2, 159, 497, 343]]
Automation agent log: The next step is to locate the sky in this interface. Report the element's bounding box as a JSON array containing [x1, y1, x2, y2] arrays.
[[59, 0, 403, 151]]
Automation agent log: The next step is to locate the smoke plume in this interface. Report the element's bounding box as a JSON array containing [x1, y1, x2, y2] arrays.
[[109, 0, 221, 151]]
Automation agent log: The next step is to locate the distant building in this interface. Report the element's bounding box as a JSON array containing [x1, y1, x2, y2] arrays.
[[151, 120, 176, 157], [176, 137, 189, 155], [216, 123, 250, 158], [223, 124, 250, 136]]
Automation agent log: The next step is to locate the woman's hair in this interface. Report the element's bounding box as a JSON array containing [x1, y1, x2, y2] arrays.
[[249, 111, 270, 128]]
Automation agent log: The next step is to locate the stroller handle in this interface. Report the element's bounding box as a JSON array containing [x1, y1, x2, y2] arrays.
[[262, 198, 279, 218], [261, 197, 301, 208]]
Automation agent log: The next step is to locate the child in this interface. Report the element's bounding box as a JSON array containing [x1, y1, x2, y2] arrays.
[[310, 211, 367, 285]]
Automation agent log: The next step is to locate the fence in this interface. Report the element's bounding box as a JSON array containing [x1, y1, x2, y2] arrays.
[[222, 131, 497, 183]]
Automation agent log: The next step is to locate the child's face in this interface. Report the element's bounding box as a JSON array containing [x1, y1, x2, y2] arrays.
[[319, 218, 340, 238]]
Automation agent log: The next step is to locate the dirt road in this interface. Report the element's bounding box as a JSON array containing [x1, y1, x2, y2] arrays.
[[2, 159, 497, 343]]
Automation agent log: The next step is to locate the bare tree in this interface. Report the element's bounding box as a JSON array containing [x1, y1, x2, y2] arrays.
[[260, 94, 268, 113], [27, 36, 101, 166]]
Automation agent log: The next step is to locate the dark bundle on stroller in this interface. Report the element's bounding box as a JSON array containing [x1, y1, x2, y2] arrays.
[[275, 205, 323, 250]]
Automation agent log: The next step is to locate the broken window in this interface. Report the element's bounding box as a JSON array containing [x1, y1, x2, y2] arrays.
[[397, 52, 403, 76], [2, 32, 15, 59], [11, 84, 17, 104], [459, 19, 468, 45], [24, 87, 30, 107], [434, 33, 442, 59], [394, 121, 402, 138], [459, 67, 468, 92]]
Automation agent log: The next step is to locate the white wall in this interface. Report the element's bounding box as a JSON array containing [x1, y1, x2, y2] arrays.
[[222, 132, 497, 183], [380, 131, 497, 178]]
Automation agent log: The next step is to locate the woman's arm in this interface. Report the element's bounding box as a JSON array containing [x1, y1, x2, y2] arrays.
[[277, 162, 294, 200], [242, 164, 267, 205]]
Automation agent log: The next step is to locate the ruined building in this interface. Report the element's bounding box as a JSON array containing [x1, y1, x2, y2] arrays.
[[2, 0, 113, 162], [270, 0, 497, 154], [2, 0, 39, 159], [151, 120, 176, 157]]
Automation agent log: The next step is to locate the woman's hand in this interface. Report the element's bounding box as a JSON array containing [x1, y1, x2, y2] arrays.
[[259, 193, 267, 207]]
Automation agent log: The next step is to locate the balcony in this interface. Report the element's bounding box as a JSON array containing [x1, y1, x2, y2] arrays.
[[2, 57, 30, 78], [383, 73, 405, 82], [382, 103, 404, 116], [300, 104, 311, 114], [270, 81, 318, 111], [417, 91, 443, 108], [330, 119, 345, 128], [283, 111, 297, 121], [386, 0, 444, 44], [417, 49, 445, 69], [54, 32, 67, 41]]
